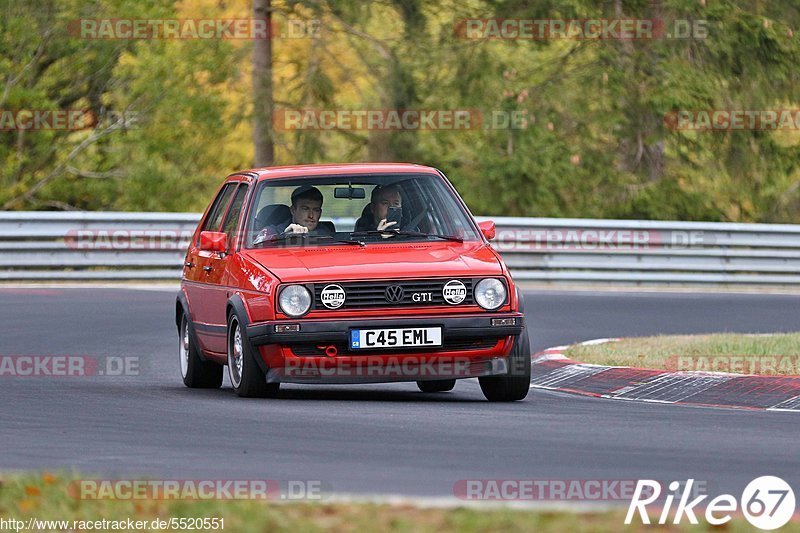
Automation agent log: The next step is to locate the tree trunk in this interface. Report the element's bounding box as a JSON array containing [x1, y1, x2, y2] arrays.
[[252, 0, 274, 167]]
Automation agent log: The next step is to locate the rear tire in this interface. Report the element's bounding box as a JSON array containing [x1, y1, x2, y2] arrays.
[[479, 328, 531, 402], [179, 314, 223, 389], [227, 312, 279, 398], [417, 379, 456, 393]]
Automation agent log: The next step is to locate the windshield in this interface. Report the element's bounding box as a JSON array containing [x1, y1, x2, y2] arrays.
[[244, 173, 480, 247]]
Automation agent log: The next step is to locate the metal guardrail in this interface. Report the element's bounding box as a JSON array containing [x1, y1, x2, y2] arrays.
[[488, 217, 800, 285], [0, 212, 198, 281], [1, 211, 800, 285]]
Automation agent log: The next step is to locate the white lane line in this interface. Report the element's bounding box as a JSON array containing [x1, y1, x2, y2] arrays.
[[579, 338, 622, 346], [0, 283, 180, 291], [322, 493, 617, 512], [532, 353, 569, 363]]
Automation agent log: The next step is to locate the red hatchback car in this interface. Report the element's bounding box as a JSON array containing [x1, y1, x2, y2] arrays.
[[176, 163, 530, 401]]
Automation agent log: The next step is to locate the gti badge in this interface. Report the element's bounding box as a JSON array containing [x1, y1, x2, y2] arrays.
[[320, 284, 346, 309], [442, 279, 467, 304]]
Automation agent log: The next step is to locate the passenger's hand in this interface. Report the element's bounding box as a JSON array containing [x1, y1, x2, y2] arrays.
[[377, 219, 397, 231], [377, 219, 397, 239], [284, 223, 308, 235]]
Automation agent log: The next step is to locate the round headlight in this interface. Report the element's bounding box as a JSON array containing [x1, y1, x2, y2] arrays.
[[474, 278, 507, 310], [279, 285, 312, 317]]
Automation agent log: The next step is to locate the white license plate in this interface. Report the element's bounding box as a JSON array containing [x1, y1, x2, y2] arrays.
[[350, 327, 442, 349]]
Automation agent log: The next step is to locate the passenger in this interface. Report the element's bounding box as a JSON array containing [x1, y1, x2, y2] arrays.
[[354, 184, 404, 233]]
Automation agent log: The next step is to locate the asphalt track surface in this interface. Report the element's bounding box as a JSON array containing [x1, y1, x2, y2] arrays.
[[1, 287, 798, 500]]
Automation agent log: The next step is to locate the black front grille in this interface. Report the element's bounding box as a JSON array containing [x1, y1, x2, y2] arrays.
[[290, 337, 500, 356], [313, 278, 474, 309]]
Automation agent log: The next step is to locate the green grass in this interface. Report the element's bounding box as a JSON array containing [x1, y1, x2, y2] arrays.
[[563, 333, 800, 375], [1, 473, 799, 532]]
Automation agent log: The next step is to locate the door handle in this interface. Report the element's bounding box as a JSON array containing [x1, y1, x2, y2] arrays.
[[184, 261, 195, 268], [203, 266, 213, 272]]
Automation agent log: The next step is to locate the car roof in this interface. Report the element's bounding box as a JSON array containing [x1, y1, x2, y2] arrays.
[[240, 163, 440, 181]]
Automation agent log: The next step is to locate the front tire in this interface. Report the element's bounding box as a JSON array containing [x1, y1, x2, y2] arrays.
[[227, 312, 279, 398], [479, 328, 531, 402], [179, 314, 223, 389], [417, 379, 456, 393]]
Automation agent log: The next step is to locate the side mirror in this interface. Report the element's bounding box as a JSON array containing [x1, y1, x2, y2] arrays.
[[477, 220, 495, 240], [200, 231, 227, 253]]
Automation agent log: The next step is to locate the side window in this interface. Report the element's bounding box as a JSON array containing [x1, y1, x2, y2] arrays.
[[201, 183, 237, 234], [221, 185, 249, 249]]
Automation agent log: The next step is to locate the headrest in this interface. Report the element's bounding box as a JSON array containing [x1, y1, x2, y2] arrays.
[[255, 204, 291, 229]]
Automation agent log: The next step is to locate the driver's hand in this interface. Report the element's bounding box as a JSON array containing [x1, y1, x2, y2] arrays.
[[253, 229, 269, 245], [377, 219, 397, 238], [284, 223, 308, 235]]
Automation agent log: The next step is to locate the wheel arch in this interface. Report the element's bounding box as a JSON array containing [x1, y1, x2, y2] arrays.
[[226, 293, 269, 375], [176, 289, 190, 330], [515, 286, 525, 314]]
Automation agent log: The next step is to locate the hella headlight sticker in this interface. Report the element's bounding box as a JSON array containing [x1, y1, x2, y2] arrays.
[[442, 280, 467, 305], [320, 284, 346, 309]]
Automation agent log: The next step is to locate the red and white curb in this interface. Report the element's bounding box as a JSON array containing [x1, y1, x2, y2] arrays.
[[531, 339, 800, 412]]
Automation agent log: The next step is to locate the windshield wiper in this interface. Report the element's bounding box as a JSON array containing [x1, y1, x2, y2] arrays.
[[350, 230, 463, 242], [312, 235, 366, 246], [254, 233, 364, 246]]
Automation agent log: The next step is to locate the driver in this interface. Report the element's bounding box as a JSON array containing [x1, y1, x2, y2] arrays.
[[254, 186, 332, 243], [285, 185, 328, 235], [354, 184, 403, 233]]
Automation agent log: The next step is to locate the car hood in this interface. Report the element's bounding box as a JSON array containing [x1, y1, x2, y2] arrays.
[[242, 241, 503, 283]]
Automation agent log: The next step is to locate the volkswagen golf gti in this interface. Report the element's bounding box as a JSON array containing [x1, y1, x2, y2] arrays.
[[176, 163, 530, 401]]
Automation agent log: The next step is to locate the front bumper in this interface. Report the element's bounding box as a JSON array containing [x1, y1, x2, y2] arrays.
[[247, 312, 524, 346], [247, 312, 524, 384]]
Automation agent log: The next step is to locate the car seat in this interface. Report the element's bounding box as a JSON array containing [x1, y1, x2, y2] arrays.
[[318, 221, 336, 233], [354, 204, 373, 232], [255, 204, 291, 230]]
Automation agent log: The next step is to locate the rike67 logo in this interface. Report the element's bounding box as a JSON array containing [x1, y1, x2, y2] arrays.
[[626, 476, 795, 530]]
